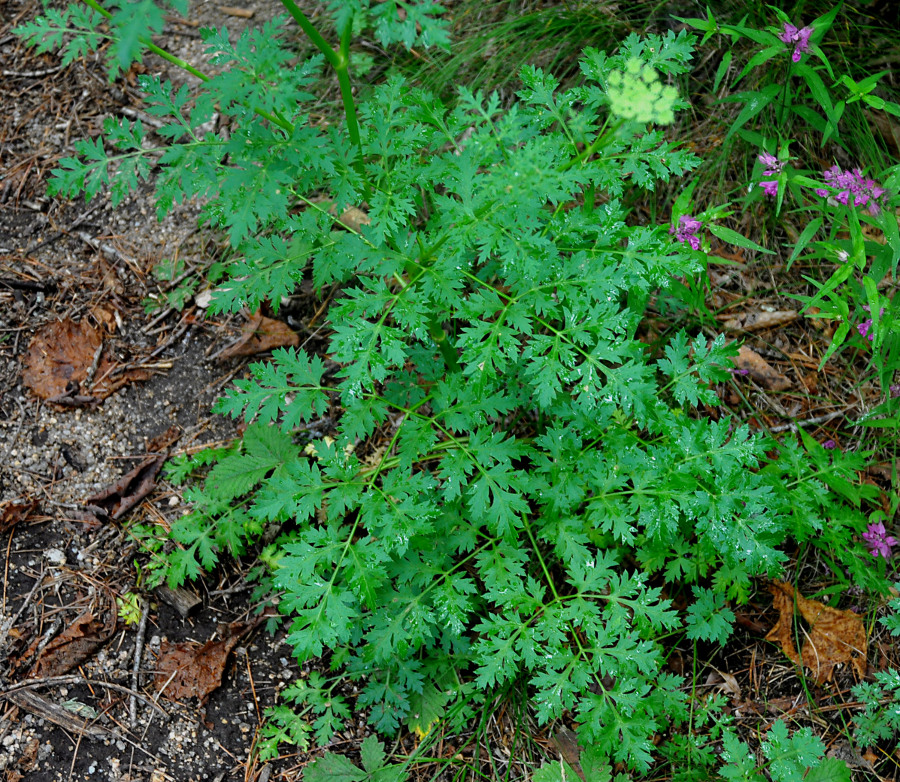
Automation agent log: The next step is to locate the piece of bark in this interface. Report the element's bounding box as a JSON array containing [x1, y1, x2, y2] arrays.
[[155, 586, 202, 618], [721, 310, 798, 332], [733, 345, 791, 391], [3, 690, 107, 738]]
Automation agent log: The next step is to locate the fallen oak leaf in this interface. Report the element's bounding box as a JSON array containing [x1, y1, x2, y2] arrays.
[[765, 581, 867, 684]]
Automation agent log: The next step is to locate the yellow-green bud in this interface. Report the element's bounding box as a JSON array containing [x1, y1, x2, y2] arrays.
[[606, 57, 679, 125]]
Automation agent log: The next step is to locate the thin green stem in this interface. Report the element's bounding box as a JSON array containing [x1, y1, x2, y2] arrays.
[[428, 316, 462, 372], [275, 0, 360, 146], [334, 57, 361, 147], [276, 0, 340, 68]]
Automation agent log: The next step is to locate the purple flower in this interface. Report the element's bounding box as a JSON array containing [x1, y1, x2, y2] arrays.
[[858, 318, 874, 341], [760, 180, 779, 198], [670, 214, 703, 251], [890, 384, 900, 398], [822, 439, 836, 449], [758, 152, 785, 176], [858, 305, 885, 341], [817, 165, 888, 216], [778, 22, 814, 62], [862, 521, 897, 559]]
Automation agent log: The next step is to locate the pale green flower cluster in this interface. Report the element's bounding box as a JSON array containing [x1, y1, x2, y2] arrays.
[[607, 57, 679, 124]]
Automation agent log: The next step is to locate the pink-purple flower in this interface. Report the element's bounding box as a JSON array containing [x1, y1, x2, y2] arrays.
[[862, 521, 897, 559], [815, 165, 887, 216], [758, 152, 784, 175], [822, 439, 836, 449], [670, 214, 703, 251], [891, 384, 900, 398], [756, 152, 785, 198], [858, 305, 885, 342], [778, 22, 814, 62]]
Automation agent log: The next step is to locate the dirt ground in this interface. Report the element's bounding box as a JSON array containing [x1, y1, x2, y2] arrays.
[[0, 0, 344, 779]]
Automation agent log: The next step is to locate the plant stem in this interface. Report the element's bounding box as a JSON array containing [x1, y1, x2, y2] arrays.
[[334, 21, 361, 147], [277, 0, 361, 146], [428, 316, 461, 372], [276, 0, 340, 68]]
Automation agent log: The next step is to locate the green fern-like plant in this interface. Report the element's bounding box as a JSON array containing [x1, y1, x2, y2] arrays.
[[16, 0, 889, 774]]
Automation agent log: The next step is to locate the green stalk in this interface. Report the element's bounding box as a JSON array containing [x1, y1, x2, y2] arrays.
[[428, 317, 461, 373], [276, 0, 340, 68], [334, 21, 361, 147], [277, 0, 361, 146]]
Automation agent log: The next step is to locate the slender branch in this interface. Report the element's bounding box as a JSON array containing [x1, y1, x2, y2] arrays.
[[277, 0, 340, 68]]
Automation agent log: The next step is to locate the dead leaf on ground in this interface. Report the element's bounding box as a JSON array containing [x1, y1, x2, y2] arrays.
[[28, 609, 116, 679], [732, 345, 791, 391], [0, 500, 38, 532], [90, 305, 118, 334], [16, 738, 39, 772], [550, 726, 586, 782], [146, 425, 181, 454], [84, 454, 166, 522], [154, 620, 260, 705], [220, 311, 299, 359], [22, 318, 148, 402], [705, 668, 742, 701], [765, 580, 867, 684], [720, 309, 798, 332], [218, 4, 254, 17]]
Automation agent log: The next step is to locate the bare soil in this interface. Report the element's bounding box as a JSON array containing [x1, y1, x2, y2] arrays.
[[0, 1, 336, 779]]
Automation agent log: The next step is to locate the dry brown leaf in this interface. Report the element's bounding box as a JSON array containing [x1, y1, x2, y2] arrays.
[[90, 305, 117, 333], [336, 206, 370, 233], [0, 500, 38, 532], [218, 4, 254, 16], [705, 668, 741, 701], [155, 620, 259, 705], [765, 581, 867, 683], [22, 318, 147, 402], [220, 311, 299, 359], [28, 609, 116, 679], [733, 345, 791, 391], [720, 309, 798, 332], [85, 454, 167, 521]]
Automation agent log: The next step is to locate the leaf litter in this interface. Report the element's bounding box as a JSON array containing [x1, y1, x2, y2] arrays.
[[21, 317, 148, 403], [154, 617, 263, 706], [765, 580, 867, 684]]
